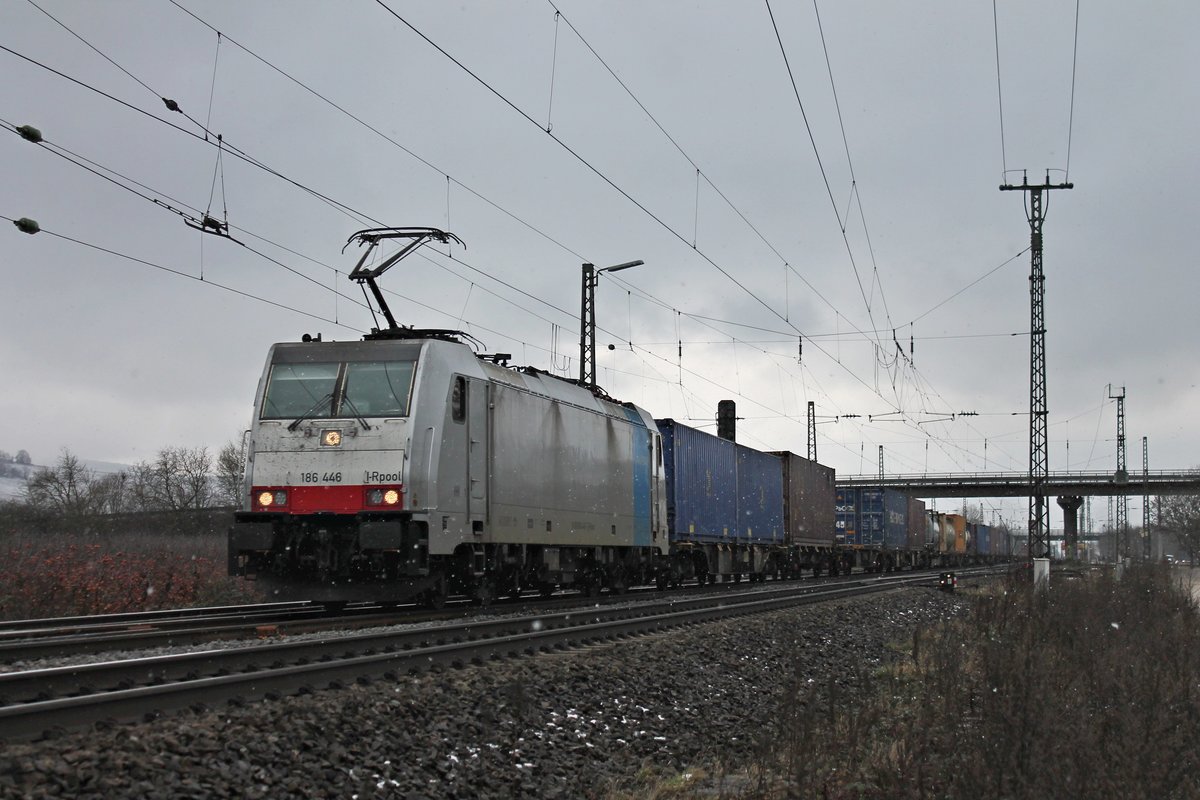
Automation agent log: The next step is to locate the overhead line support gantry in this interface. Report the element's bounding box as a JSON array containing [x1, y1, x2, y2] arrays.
[[1000, 172, 1073, 560]]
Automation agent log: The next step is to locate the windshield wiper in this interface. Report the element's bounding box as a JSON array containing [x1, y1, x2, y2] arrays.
[[286, 392, 333, 432], [340, 395, 373, 431]]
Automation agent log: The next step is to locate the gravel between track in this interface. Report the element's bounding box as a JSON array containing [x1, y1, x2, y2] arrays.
[[1, 585, 970, 799]]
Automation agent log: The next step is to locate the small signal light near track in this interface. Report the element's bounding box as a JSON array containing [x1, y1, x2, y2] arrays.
[[939, 572, 957, 593]]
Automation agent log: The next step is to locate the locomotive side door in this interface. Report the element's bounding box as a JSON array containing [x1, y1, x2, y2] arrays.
[[467, 377, 489, 532]]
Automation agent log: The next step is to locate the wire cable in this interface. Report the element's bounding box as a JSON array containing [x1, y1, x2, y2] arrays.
[[1065, 0, 1081, 181], [992, 0, 1009, 178]]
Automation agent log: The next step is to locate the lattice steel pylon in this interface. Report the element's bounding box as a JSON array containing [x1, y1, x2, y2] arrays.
[[1110, 385, 1128, 558], [1143, 436, 1150, 560], [807, 401, 817, 462], [1001, 173, 1073, 559]]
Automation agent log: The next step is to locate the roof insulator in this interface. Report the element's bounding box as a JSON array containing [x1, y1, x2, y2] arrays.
[[13, 218, 40, 235], [16, 125, 42, 143]]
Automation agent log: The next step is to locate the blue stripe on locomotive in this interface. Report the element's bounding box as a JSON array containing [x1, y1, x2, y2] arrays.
[[622, 407, 652, 547]]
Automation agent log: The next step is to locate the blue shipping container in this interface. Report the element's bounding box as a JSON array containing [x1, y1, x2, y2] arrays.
[[837, 487, 908, 548], [656, 419, 737, 543], [977, 524, 991, 556], [735, 445, 784, 544], [836, 487, 859, 546]]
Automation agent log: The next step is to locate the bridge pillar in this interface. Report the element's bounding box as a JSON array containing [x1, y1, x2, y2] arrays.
[[1057, 495, 1084, 560]]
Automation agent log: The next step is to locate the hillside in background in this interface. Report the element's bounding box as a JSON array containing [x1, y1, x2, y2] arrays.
[[0, 454, 132, 502]]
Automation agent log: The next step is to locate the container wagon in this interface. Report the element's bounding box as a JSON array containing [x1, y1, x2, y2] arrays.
[[655, 419, 782, 584], [773, 451, 838, 576]]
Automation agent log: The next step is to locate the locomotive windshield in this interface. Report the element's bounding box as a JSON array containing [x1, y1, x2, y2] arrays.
[[260, 360, 416, 420], [342, 361, 414, 417], [261, 363, 339, 419]]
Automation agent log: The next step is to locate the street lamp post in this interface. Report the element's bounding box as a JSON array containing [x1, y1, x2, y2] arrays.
[[579, 259, 642, 389]]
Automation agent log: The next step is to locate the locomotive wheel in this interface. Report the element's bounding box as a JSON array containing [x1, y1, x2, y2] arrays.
[[538, 582, 556, 598]]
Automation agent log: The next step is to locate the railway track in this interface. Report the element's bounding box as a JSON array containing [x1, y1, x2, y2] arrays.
[[0, 566, 979, 662], [0, 567, 1001, 741]]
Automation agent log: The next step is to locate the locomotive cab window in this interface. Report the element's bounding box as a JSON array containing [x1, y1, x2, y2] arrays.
[[261, 360, 416, 420], [451, 376, 467, 423], [260, 363, 339, 420], [343, 361, 415, 417]]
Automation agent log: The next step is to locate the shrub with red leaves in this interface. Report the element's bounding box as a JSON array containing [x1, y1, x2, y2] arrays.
[[0, 533, 261, 620]]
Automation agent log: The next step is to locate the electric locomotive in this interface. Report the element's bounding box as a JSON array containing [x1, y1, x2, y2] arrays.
[[228, 228, 669, 606]]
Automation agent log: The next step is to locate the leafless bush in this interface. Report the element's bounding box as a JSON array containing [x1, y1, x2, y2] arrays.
[[753, 568, 1200, 800]]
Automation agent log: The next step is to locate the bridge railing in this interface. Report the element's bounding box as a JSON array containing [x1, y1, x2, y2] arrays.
[[838, 469, 1200, 483]]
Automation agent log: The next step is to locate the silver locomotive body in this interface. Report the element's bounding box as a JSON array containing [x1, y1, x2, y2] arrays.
[[229, 336, 669, 603]]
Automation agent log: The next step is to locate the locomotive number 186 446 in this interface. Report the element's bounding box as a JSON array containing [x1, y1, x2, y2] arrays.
[[300, 472, 342, 483]]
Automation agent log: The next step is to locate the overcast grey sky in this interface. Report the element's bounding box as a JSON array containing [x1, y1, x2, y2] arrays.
[[2, 1, 1196, 529]]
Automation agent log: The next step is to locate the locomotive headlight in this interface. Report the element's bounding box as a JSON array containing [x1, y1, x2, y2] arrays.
[[321, 429, 342, 447], [274, 490, 288, 506], [365, 487, 402, 507], [258, 491, 274, 507]]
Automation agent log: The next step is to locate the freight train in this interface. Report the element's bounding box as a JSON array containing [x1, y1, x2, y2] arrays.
[[227, 227, 995, 605], [834, 488, 1010, 571], [224, 327, 846, 605]]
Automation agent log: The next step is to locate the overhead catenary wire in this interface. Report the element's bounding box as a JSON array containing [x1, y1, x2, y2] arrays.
[[763, 0, 883, 348], [1, 212, 360, 330], [1065, 0, 1081, 181], [366, 2, 947, 447], [10, 6, 1036, 476], [162, 0, 984, 462], [0, 43, 377, 229], [992, 0, 1008, 178], [168, 0, 589, 264], [541, 0, 881, 370]]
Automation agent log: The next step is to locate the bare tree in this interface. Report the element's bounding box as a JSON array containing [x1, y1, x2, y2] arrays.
[[215, 438, 246, 507], [117, 446, 214, 511], [1159, 493, 1200, 565], [23, 449, 99, 515], [151, 447, 213, 510], [15, 449, 32, 465]]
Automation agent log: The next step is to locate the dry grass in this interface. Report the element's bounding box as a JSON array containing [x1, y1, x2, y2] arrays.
[[649, 566, 1200, 800]]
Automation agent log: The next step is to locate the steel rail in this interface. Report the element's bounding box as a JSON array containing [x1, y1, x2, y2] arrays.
[[0, 568, 1000, 741], [0, 566, 935, 662]]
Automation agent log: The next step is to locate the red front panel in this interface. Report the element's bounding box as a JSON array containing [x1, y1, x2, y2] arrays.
[[250, 485, 404, 514]]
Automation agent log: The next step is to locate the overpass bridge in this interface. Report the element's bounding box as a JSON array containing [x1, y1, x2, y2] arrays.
[[835, 469, 1200, 498]]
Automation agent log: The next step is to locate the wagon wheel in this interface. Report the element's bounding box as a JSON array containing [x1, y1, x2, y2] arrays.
[[422, 573, 448, 610], [610, 567, 629, 595], [471, 576, 496, 608]]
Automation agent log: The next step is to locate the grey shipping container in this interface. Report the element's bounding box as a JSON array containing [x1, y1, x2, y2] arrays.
[[772, 451, 836, 548]]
